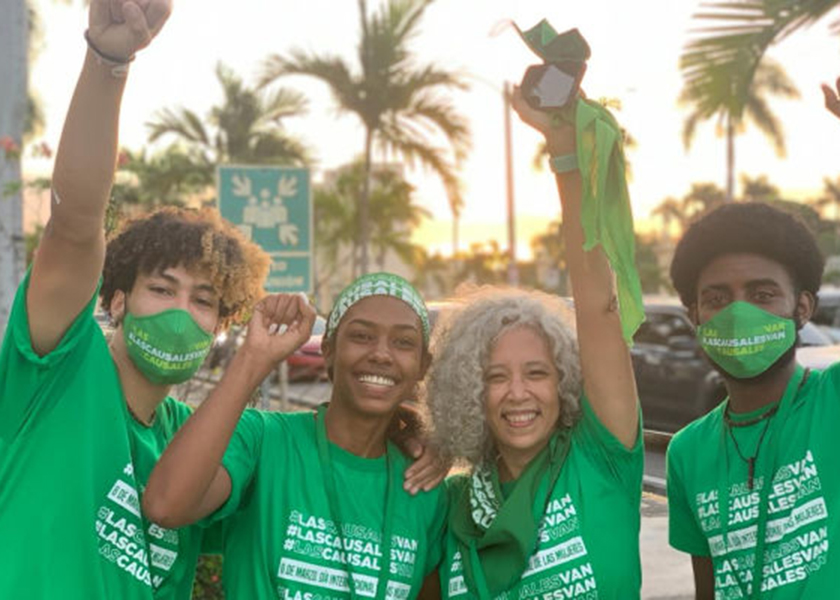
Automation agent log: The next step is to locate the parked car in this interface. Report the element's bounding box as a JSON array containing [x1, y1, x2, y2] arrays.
[[813, 288, 840, 342], [286, 315, 327, 382], [633, 297, 840, 433]]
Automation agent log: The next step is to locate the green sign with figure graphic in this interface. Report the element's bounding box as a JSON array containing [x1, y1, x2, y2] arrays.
[[217, 165, 312, 293]]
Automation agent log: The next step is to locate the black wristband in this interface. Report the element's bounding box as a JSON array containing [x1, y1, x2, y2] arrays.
[[84, 29, 135, 66]]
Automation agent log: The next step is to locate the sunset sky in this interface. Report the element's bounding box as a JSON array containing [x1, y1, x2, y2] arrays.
[[24, 0, 840, 258]]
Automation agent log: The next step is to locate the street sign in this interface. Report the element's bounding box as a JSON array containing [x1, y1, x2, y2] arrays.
[[217, 165, 312, 293]]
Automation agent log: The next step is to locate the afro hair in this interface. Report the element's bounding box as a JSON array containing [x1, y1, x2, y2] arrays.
[[100, 207, 270, 329], [670, 202, 824, 307]]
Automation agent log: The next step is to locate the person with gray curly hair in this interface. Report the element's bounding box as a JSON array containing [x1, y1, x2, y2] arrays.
[[427, 288, 582, 466], [422, 73, 643, 600]]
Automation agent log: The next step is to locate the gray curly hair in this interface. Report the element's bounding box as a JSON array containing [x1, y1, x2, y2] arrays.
[[425, 286, 582, 466]]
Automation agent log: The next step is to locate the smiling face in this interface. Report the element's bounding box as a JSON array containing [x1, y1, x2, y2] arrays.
[[324, 296, 429, 419], [484, 325, 561, 470]]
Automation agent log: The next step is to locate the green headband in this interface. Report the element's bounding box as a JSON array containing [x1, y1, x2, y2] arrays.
[[326, 272, 430, 346]]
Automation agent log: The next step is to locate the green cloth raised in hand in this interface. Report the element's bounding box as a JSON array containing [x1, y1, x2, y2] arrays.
[[574, 98, 644, 344]]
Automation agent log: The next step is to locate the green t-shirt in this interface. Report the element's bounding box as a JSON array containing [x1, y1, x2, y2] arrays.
[[131, 397, 218, 599], [209, 409, 448, 599], [439, 396, 644, 600], [0, 273, 211, 600], [668, 364, 840, 598]]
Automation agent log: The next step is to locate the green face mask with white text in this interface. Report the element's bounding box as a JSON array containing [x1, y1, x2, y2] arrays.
[[696, 301, 796, 379], [123, 309, 214, 385]]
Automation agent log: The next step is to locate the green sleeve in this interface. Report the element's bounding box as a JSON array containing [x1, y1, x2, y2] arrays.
[[571, 393, 644, 495], [0, 269, 101, 438], [666, 438, 711, 557], [422, 485, 450, 575], [205, 409, 266, 523]]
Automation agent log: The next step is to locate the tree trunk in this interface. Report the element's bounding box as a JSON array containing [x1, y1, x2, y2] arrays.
[[359, 128, 372, 275], [725, 115, 735, 202], [452, 214, 459, 257], [0, 0, 28, 339]]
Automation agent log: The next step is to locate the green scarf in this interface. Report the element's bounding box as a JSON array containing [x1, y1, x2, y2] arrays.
[[575, 98, 644, 344], [449, 429, 572, 598], [514, 18, 644, 345]]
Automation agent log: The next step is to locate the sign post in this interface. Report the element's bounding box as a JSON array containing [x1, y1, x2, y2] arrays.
[[218, 165, 313, 409], [218, 165, 313, 294]]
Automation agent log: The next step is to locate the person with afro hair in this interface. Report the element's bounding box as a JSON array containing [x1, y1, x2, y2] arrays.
[[0, 3, 317, 599], [666, 173, 840, 594]]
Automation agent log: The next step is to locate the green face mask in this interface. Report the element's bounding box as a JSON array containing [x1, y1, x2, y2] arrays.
[[123, 309, 214, 385], [696, 301, 796, 379]]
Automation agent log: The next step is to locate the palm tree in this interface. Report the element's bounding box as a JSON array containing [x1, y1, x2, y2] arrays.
[[683, 182, 728, 217], [815, 176, 840, 220], [146, 62, 310, 180], [314, 160, 430, 281], [258, 0, 470, 274], [740, 174, 781, 203], [410, 248, 451, 298], [680, 59, 799, 201], [681, 0, 840, 126], [652, 197, 688, 237]]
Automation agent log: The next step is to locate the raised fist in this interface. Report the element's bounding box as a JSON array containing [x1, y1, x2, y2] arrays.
[[87, 0, 172, 61]]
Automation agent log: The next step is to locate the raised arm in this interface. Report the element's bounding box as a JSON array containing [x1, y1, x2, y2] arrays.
[[511, 89, 639, 448], [27, 0, 171, 355], [143, 294, 316, 529]]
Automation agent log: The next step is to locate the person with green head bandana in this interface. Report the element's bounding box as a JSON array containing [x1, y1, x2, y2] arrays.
[[144, 272, 450, 599], [421, 24, 644, 600], [666, 195, 840, 594]]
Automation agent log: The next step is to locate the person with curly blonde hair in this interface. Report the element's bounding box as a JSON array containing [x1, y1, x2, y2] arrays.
[[423, 86, 643, 599]]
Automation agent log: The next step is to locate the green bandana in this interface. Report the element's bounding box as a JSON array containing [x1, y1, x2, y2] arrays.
[[326, 272, 430, 346], [697, 301, 796, 378], [123, 309, 214, 385], [449, 429, 572, 598], [515, 19, 644, 345]]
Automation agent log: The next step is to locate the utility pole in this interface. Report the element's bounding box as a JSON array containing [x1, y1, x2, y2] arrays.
[[503, 82, 519, 287], [0, 0, 28, 339]]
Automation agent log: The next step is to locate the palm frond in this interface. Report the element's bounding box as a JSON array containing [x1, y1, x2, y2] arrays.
[[681, 0, 840, 117], [745, 95, 787, 155], [378, 122, 463, 216], [146, 107, 210, 146], [682, 107, 706, 149], [401, 95, 471, 158], [258, 87, 310, 123], [259, 51, 358, 98]]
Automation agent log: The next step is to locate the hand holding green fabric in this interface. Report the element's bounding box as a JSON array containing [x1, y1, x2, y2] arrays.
[[512, 19, 644, 344]]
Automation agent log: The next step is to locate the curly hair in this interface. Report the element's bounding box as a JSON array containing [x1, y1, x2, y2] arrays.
[[425, 287, 582, 467], [671, 202, 825, 307], [100, 207, 270, 329]]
